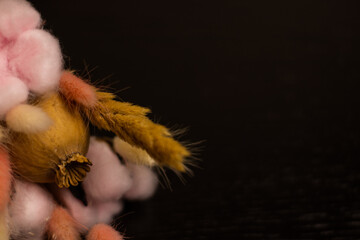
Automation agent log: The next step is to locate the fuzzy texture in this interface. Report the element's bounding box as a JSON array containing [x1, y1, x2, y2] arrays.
[[0, 210, 9, 240], [84, 137, 133, 202], [0, 0, 63, 117], [125, 163, 158, 200], [8, 29, 63, 93], [60, 71, 97, 107], [62, 72, 190, 171], [87, 224, 124, 240], [9, 93, 90, 187], [0, 76, 28, 117], [8, 180, 55, 240], [58, 188, 97, 229], [0, 0, 41, 40], [47, 206, 81, 240], [0, 148, 11, 211], [6, 104, 53, 133], [94, 201, 123, 225], [58, 188, 123, 229], [83, 90, 190, 171], [113, 136, 156, 166], [0, 126, 5, 142]]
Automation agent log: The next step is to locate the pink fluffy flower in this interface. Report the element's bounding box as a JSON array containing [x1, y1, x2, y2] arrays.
[[0, 0, 63, 117]]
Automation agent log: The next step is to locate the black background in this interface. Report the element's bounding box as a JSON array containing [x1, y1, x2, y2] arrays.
[[30, 0, 360, 239]]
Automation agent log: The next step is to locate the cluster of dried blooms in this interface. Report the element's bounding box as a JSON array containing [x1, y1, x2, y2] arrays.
[[0, 1, 189, 239]]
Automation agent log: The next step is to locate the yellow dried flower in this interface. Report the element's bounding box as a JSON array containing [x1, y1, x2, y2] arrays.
[[8, 93, 91, 188], [83, 91, 190, 171]]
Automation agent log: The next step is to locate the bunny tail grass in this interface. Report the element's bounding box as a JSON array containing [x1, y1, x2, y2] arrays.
[[47, 206, 82, 240], [0, 126, 6, 142], [0, 210, 9, 240], [0, 148, 11, 211], [59, 71, 98, 108], [113, 136, 156, 167], [83, 90, 190, 171], [87, 224, 124, 240], [6, 104, 53, 133]]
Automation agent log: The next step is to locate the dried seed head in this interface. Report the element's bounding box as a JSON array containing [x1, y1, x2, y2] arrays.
[[8, 93, 90, 187], [55, 153, 92, 188]]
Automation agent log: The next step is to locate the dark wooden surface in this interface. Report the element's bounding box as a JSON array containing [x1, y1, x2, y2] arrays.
[[31, 0, 360, 239]]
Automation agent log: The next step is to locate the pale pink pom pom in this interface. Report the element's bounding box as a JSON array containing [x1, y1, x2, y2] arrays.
[[59, 189, 123, 229], [125, 163, 158, 200], [94, 201, 123, 225], [8, 180, 55, 240], [8, 29, 63, 94], [84, 137, 133, 202], [0, 0, 41, 40], [0, 76, 28, 117], [59, 188, 98, 230], [87, 224, 124, 240], [0, 49, 8, 76]]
